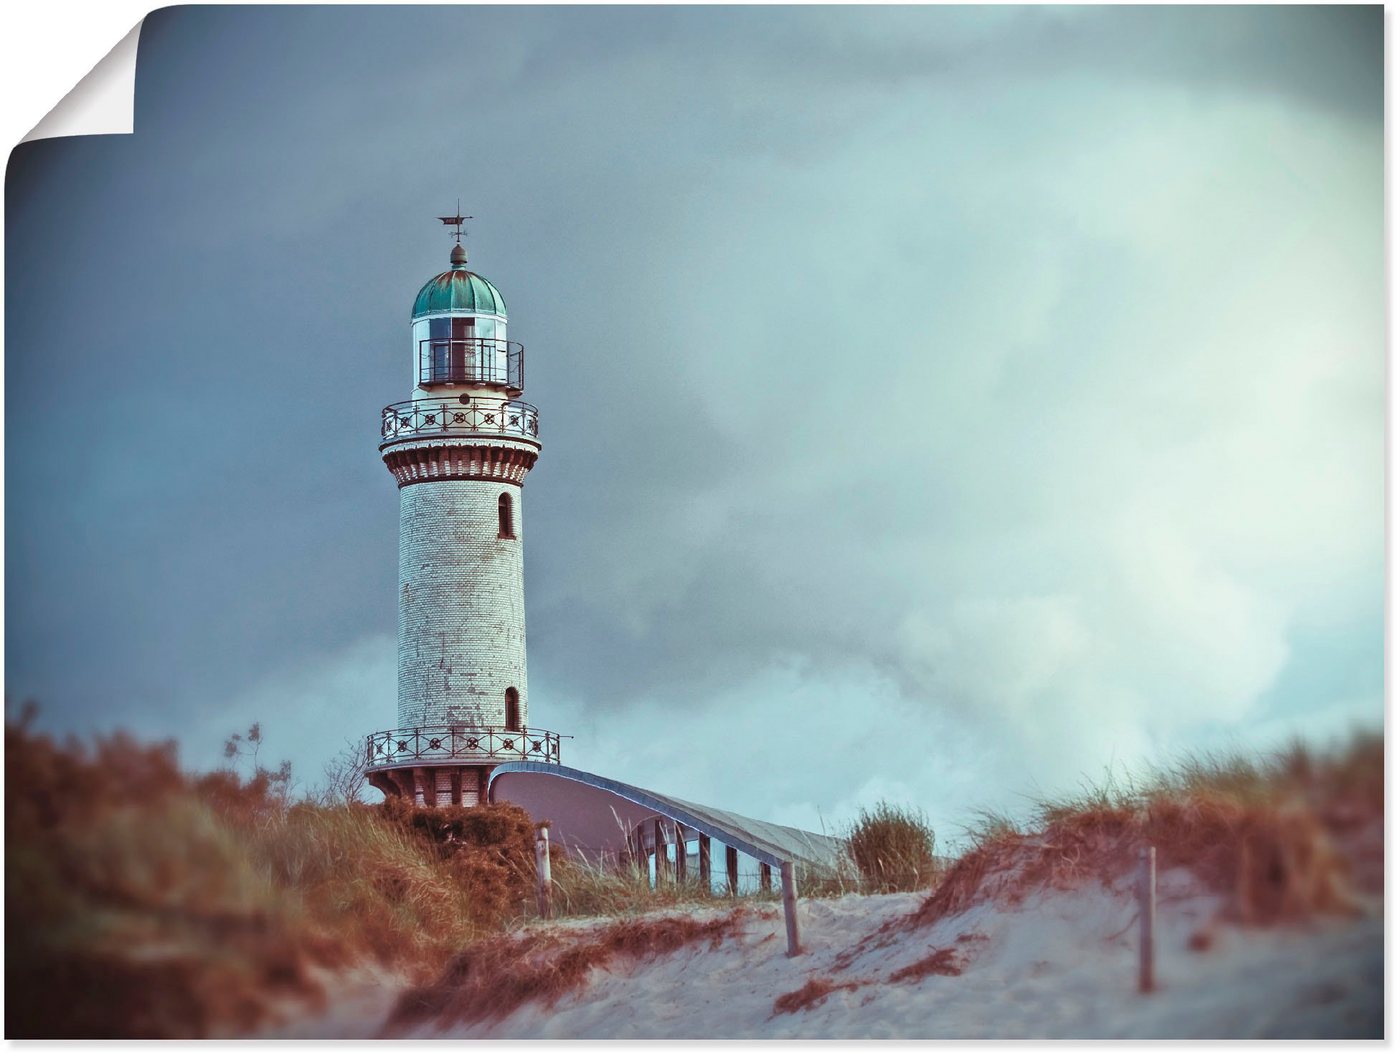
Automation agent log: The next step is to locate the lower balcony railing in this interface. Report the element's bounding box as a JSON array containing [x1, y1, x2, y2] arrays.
[[365, 725, 561, 769]]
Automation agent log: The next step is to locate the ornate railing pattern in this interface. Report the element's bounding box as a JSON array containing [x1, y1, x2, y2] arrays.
[[365, 725, 562, 769], [418, 338, 524, 390], [381, 398, 540, 443]]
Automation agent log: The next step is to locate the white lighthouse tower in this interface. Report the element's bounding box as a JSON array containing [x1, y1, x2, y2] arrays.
[[365, 214, 561, 806]]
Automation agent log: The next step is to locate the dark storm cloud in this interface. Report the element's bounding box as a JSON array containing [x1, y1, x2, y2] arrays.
[[6, 6, 1381, 822]]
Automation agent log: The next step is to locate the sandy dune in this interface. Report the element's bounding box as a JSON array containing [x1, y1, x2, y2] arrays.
[[266, 870, 1381, 1040]]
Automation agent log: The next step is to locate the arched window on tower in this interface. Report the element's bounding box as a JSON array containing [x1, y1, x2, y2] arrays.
[[505, 687, 521, 731], [498, 492, 515, 539]]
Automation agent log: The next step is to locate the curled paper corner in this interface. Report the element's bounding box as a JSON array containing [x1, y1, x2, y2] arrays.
[[21, 20, 143, 143]]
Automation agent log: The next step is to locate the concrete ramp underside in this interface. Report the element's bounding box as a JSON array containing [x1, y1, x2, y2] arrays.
[[488, 762, 847, 871]]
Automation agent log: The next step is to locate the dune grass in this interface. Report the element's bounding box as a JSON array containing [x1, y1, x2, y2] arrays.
[[771, 975, 864, 1015], [5, 713, 786, 1037], [921, 734, 1381, 929], [8, 710, 1379, 1037], [549, 855, 730, 917], [1023, 732, 1383, 831], [846, 801, 939, 893], [5, 716, 540, 1038], [386, 909, 751, 1032]]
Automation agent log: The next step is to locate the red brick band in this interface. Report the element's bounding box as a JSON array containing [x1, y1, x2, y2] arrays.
[[384, 443, 538, 487]]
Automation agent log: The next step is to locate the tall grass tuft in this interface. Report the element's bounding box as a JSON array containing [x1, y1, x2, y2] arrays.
[[846, 801, 938, 893]]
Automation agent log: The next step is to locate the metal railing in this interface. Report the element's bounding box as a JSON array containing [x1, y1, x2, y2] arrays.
[[365, 725, 562, 769], [418, 337, 524, 390], [381, 398, 540, 442]]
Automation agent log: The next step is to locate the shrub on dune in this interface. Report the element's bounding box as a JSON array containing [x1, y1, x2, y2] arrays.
[[846, 801, 938, 893]]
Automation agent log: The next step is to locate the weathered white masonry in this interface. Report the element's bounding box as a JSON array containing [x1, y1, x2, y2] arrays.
[[365, 215, 562, 805]]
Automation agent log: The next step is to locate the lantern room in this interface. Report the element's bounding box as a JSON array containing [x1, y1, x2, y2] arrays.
[[410, 242, 523, 395]]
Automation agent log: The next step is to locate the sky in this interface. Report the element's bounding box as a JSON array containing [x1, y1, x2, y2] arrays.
[[5, 5, 1383, 844]]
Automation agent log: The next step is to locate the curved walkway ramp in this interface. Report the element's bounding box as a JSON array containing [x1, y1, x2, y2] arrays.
[[489, 762, 846, 870], [488, 762, 848, 956]]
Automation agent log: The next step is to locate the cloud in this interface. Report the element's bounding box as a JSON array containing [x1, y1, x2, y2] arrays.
[[522, 73, 1381, 813], [7, 7, 1380, 831], [183, 636, 396, 792]]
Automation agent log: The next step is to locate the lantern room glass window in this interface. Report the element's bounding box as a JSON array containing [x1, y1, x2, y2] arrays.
[[419, 316, 513, 386], [424, 318, 474, 384]]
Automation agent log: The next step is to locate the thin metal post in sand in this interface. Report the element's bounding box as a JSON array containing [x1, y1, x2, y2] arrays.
[[1138, 845, 1156, 993]]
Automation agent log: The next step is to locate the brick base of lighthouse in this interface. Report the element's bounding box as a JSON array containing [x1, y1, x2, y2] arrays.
[[368, 764, 495, 808]]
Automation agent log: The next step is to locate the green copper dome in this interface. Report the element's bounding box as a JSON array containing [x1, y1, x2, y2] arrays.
[[412, 252, 508, 320]]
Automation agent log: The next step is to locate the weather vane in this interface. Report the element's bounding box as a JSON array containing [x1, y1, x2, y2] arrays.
[[437, 199, 472, 244]]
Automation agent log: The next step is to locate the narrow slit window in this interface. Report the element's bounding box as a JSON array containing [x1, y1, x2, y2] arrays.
[[498, 492, 515, 539], [505, 688, 520, 731]]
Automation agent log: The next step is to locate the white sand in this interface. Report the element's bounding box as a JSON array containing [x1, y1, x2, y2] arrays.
[[271, 873, 1382, 1039]]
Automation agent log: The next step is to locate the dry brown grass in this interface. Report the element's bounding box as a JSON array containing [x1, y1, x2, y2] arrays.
[[912, 735, 1380, 931], [5, 715, 539, 1038], [775, 946, 966, 1015], [386, 909, 750, 1032], [846, 801, 939, 893], [549, 854, 726, 917], [771, 976, 864, 1015], [825, 736, 1380, 976], [888, 946, 964, 982], [778, 942, 974, 1013]]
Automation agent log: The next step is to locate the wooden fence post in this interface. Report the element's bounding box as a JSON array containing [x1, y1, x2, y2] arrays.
[[535, 822, 554, 920], [675, 822, 688, 884], [633, 827, 647, 880], [654, 818, 666, 887], [726, 845, 739, 896], [698, 834, 712, 895], [759, 862, 772, 892], [781, 861, 801, 957], [1138, 845, 1156, 993]]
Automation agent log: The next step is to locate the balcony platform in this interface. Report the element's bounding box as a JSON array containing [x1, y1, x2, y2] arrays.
[[381, 398, 540, 445], [366, 724, 561, 771]]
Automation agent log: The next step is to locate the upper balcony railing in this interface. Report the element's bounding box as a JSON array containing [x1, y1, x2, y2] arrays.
[[365, 724, 562, 770], [418, 337, 524, 391], [381, 398, 540, 444]]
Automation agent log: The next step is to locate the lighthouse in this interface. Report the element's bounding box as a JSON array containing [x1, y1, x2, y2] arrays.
[[357, 220, 842, 946], [365, 214, 562, 806]]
